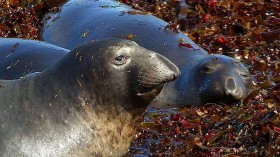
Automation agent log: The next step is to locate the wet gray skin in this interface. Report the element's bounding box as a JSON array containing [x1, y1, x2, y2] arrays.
[[0, 38, 69, 79], [0, 39, 180, 157], [155, 54, 254, 106], [41, 0, 255, 106]]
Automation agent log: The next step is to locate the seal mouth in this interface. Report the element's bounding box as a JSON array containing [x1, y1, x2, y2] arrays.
[[216, 99, 242, 106], [136, 83, 164, 97], [200, 92, 243, 106]]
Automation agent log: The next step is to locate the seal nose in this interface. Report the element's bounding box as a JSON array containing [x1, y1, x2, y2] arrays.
[[168, 66, 180, 81], [225, 77, 244, 100], [156, 53, 180, 82]]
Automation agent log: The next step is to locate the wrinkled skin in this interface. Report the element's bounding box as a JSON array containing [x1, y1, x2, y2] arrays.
[[42, 0, 255, 105], [0, 39, 180, 157]]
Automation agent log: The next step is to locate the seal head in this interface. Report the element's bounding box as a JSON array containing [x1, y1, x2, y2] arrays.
[[61, 39, 180, 109], [171, 54, 255, 105], [0, 39, 180, 157]]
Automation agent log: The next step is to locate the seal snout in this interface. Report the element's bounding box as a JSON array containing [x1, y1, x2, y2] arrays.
[[225, 77, 244, 100], [164, 69, 180, 82], [156, 53, 181, 82], [136, 53, 180, 97], [171, 73, 178, 81]]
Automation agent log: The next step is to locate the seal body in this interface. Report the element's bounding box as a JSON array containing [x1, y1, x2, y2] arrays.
[[0, 38, 69, 79], [0, 39, 180, 157], [42, 0, 255, 105]]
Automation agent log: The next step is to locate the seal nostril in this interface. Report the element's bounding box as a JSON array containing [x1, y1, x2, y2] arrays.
[[225, 77, 244, 100], [171, 69, 180, 81], [172, 74, 176, 81], [226, 77, 236, 91]]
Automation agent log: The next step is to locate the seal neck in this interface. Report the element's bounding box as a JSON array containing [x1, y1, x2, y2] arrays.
[[23, 72, 145, 156]]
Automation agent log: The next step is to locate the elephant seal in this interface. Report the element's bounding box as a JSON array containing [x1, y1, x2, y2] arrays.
[[0, 39, 180, 157], [0, 38, 69, 79], [42, 0, 255, 106]]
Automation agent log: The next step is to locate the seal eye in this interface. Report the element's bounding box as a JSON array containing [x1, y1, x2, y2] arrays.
[[240, 73, 249, 78], [114, 55, 127, 65], [202, 67, 214, 73]]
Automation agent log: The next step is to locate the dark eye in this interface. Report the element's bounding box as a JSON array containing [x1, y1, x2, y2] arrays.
[[114, 55, 127, 65], [240, 73, 249, 78], [202, 67, 214, 73]]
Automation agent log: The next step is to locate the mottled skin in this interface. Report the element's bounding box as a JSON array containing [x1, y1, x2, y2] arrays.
[[42, 0, 255, 105], [0, 38, 69, 79], [0, 39, 180, 157]]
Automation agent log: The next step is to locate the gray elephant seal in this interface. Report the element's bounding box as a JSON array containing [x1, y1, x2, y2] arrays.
[[42, 0, 255, 106], [0, 39, 180, 157], [0, 38, 69, 79]]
